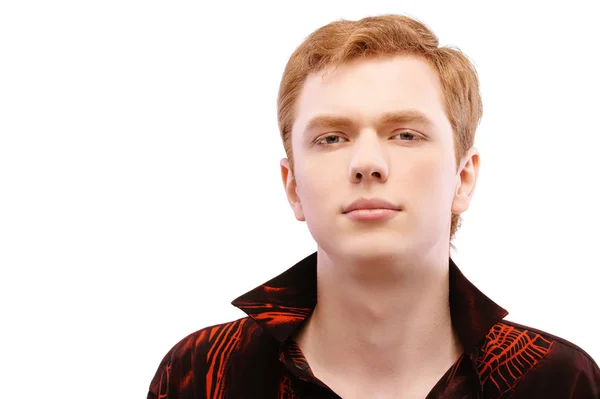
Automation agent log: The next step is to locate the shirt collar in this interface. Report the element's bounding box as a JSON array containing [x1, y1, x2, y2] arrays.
[[231, 251, 508, 355]]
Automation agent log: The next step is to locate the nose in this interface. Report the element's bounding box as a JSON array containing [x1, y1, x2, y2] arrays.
[[348, 132, 389, 184]]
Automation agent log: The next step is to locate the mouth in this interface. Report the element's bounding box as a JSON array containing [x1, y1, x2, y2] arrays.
[[342, 198, 402, 221], [344, 208, 400, 222], [342, 198, 402, 214]]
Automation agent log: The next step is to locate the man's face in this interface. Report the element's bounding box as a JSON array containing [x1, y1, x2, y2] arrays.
[[281, 54, 478, 262]]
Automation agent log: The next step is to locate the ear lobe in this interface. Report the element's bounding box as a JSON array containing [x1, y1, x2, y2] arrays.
[[280, 158, 306, 221]]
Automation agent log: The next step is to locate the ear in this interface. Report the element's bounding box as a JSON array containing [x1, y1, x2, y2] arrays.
[[280, 158, 306, 221], [451, 147, 480, 215]]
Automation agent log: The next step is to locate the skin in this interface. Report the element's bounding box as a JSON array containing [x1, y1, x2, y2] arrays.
[[280, 54, 479, 398]]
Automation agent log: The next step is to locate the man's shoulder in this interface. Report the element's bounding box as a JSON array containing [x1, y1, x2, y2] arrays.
[[155, 316, 258, 361], [477, 319, 600, 397], [481, 319, 598, 368], [148, 316, 264, 399]]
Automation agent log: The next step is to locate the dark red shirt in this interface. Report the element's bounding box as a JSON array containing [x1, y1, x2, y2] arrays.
[[147, 252, 600, 398]]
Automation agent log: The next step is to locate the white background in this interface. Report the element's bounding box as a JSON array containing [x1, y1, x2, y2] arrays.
[[1, 1, 599, 397]]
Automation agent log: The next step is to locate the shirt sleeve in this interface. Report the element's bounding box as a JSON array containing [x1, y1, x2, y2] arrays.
[[570, 354, 600, 398], [146, 327, 214, 399], [147, 350, 174, 399], [506, 341, 600, 398]]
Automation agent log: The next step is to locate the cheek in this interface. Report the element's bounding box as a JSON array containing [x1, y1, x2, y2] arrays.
[[403, 154, 455, 203], [295, 152, 342, 195], [294, 163, 333, 211], [294, 163, 349, 227]]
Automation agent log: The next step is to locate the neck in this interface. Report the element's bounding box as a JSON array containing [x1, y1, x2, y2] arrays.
[[294, 246, 462, 380]]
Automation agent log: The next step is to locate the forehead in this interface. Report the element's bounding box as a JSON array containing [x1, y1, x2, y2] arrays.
[[291, 54, 449, 137]]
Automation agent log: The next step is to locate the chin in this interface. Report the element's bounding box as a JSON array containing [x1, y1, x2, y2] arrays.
[[326, 235, 411, 263]]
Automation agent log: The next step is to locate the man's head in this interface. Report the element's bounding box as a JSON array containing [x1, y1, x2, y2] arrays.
[[278, 14, 481, 259]]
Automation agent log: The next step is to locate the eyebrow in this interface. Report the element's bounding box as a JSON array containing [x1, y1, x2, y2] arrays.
[[302, 109, 435, 136]]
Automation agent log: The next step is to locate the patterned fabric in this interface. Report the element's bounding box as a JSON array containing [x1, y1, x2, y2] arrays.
[[477, 323, 554, 396], [147, 252, 600, 398]]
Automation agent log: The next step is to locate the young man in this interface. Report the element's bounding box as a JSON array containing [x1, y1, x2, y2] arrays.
[[148, 14, 600, 398]]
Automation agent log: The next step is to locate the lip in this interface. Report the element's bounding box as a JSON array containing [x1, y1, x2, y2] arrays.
[[343, 198, 401, 213], [344, 208, 399, 222], [342, 198, 402, 222]]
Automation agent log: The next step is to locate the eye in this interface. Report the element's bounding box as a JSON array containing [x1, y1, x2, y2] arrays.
[[392, 131, 418, 141], [317, 135, 348, 145]]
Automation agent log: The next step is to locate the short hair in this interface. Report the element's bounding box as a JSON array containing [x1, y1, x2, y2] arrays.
[[277, 14, 483, 247]]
